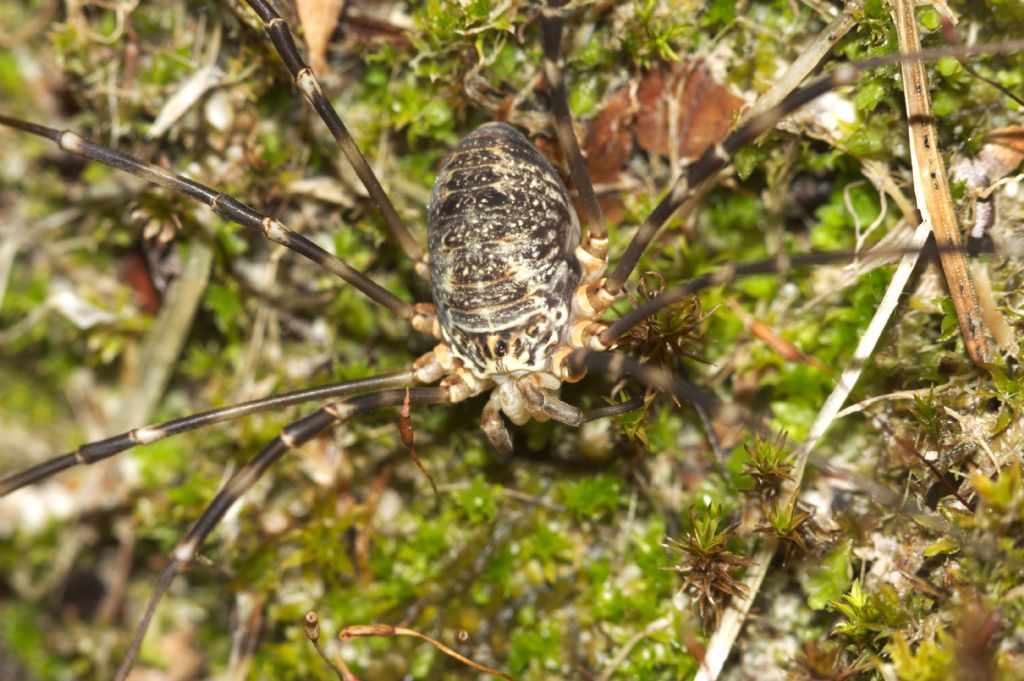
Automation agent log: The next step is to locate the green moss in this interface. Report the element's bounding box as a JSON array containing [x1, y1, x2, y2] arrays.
[[804, 540, 852, 610], [890, 630, 957, 680], [559, 473, 622, 520], [452, 475, 501, 523]]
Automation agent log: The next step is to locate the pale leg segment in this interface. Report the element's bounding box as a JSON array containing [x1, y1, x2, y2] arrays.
[[415, 343, 493, 403], [549, 272, 620, 383], [411, 302, 442, 339], [412, 343, 461, 384]]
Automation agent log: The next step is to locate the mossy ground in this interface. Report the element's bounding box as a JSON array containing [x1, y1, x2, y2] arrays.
[[0, 1, 1022, 679]]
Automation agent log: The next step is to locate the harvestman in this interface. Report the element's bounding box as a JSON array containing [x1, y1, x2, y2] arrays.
[[0, 0, 1019, 677]]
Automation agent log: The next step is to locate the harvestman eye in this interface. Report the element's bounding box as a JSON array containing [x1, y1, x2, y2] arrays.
[[0, 0, 1020, 678]]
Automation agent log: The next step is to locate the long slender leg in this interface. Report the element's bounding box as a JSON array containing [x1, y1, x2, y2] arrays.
[[566, 350, 721, 416], [591, 41, 1019, 309], [0, 120, 428, 329], [560, 251, 835, 357], [540, 1, 607, 281], [0, 114, 421, 321], [0, 369, 417, 495], [554, 242, 991, 453], [550, 240, 986, 364], [240, 0, 424, 264], [537, 345, 728, 459], [113, 386, 452, 681], [600, 70, 867, 301], [566, 350, 729, 459], [598, 245, 968, 348]]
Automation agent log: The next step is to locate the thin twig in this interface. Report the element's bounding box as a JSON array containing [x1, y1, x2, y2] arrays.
[[696, 217, 933, 681], [893, 0, 989, 365], [304, 611, 358, 681], [689, 9, 861, 678], [339, 623, 516, 680]]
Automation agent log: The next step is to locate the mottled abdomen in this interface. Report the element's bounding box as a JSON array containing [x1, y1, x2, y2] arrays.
[[428, 122, 580, 379]]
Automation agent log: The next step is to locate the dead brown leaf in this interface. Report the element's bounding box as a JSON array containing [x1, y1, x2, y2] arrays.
[[582, 86, 635, 185], [297, 0, 346, 76], [979, 125, 1024, 178], [636, 60, 746, 160]]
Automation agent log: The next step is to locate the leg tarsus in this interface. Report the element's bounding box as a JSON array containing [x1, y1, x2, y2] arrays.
[[114, 561, 180, 681]]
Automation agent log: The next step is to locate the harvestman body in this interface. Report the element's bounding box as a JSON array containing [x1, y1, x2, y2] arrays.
[[427, 122, 593, 451]]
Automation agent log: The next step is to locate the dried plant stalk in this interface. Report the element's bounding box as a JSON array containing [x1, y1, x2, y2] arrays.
[[893, 0, 990, 365]]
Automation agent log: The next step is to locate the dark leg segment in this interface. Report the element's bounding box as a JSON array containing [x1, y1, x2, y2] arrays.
[[540, 1, 606, 256], [240, 0, 424, 263], [600, 246, 939, 348], [113, 386, 451, 681], [569, 349, 730, 461], [600, 40, 1022, 300], [603, 66, 863, 297], [0, 369, 416, 495], [580, 396, 645, 422], [0, 114, 416, 319], [569, 349, 720, 415]]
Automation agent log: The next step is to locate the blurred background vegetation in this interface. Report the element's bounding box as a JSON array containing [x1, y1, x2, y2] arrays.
[[1, 0, 1023, 679]]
